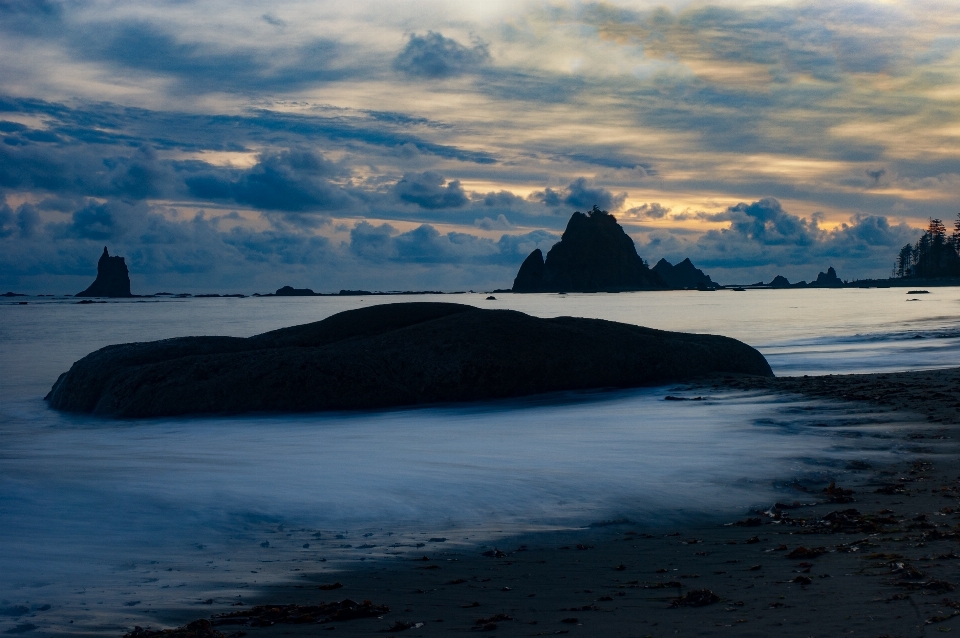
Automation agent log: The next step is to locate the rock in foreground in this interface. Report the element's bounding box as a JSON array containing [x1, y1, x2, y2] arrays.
[[46, 302, 772, 418]]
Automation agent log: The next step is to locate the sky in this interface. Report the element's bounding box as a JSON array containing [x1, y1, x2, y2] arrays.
[[2, 0, 960, 292]]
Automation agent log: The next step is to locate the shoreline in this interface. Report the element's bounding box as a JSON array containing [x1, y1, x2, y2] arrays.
[[112, 367, 960, 637]]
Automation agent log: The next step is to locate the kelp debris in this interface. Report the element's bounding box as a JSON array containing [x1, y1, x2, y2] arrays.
[[212, 599, 389, 627]]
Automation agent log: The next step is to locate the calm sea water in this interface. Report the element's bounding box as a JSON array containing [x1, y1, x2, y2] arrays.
[[1, 289, 957, 634]]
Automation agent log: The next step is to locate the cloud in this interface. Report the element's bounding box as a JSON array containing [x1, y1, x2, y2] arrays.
[[700, 198, 817, 247], [185, 149, 354, 212], [530, 178, 627, 211], [474, 214, 514, 230], [393, 32, 490, 78], [66, 20, 352, 93], [393, 171, 468, 209], [629, 202, 670, 219], [650, 197, 919, 281]]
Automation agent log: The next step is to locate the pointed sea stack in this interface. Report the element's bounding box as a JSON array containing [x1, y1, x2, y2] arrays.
[[76, 247, 132, 297], [512, 206, 665, 292]]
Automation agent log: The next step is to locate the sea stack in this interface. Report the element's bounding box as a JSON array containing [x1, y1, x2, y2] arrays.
[[512, 206, 665, 292], [76, 247, 132, 297], [811, 266, 843, 288]]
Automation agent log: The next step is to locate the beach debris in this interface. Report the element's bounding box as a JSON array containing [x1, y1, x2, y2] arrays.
[[643, 581, 682, 589], [823, 482, 855, 503], [927, 600, 960, 625], [876, 484, 909, 495], [615, 564, 627, 571], [744, 536, 761, 544], [748, 565, 762, 571], [733, 517, 762, 527], [481, 549, 506, 558], [670, 589, 720, 607], [124, 620, 225, 638], [381, 620, 423, 632], [895, 580, 955, 592], [664, 396, 704, 401], [461, 602, 481, 608], [890, 562, 924, 579], [448, 579, 468, 585], [575, 544, 593, 550], [790, 509, 899, 535], [212, 599, 389, 627], [475, 613, 512, 630], [791, 576, 813, 586], [318, 583, 343, 591], [561, 617, 579, 624], [787, 546, 827, 559], [429, 537, 447, 542]]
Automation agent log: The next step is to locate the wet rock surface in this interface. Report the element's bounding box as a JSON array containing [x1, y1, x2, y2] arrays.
[[46, 301, 772, 418]]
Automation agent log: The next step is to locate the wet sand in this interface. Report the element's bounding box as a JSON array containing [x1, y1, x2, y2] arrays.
[[126, 368, 960, 637]]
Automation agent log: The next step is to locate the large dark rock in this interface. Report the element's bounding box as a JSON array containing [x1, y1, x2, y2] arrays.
[[512, 206, 665, 292], [653, 258, 715, 290], [76, 247, 132, 297], [46, 302, 773, 418]]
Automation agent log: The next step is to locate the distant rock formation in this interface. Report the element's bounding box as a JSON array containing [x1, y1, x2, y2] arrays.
[[2, 292, 26, 297], [769, 275, 793, 289], [45, 302, 773, 418], [512, 206, 665, 292], [275, 286, 317, 296], [513, 249, 546, 291], [76, 247, 132, 297], [811, 266, 843, 288], [653, 258, 715, 290]]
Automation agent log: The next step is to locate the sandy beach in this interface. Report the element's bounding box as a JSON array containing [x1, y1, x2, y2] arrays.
[[119, 367, 960, 638]]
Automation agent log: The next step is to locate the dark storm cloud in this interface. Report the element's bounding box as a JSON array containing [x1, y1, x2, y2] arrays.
[[393, 172, 469, 209], [393, 32, 490, 79]]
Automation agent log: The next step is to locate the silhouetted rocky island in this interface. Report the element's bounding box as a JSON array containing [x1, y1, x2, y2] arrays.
[[763, 266, 843, 289], [46, 302, 772, 418], [76, 247, 132, 297], [513, 206, 665, 292], [653, 258, 716, 290]]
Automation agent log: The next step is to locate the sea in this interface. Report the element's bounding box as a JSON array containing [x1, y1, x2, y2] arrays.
[[1, 288, 959, 634]]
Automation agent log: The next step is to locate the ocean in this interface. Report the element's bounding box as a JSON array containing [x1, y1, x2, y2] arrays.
[[1, 288, 958, 634]]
